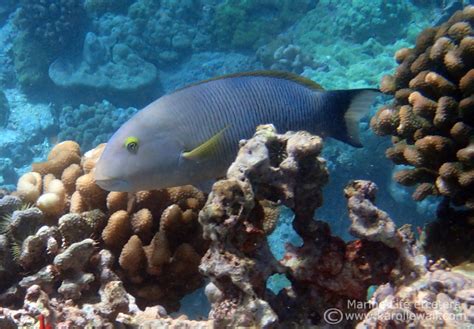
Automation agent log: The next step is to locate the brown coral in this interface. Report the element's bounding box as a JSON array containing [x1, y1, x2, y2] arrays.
[[106, 191, 128, 213], [102, 210, 131, 250], [372, 5, 474, 207], [119, 235, 146, 282], [32, 141, 81, 177], [12, 139, 210, 314], [61, 164, 83, 196], [75, 173, 107, 209], [130, 208, 153, 242]]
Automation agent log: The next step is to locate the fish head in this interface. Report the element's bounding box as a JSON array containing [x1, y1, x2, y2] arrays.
[[94, 112, 184, 192]]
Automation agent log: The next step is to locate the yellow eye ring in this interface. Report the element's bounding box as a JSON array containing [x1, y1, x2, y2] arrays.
[[124, 136, 139, 153]]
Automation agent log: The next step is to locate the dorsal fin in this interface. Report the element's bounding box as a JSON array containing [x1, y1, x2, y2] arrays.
[[172, 71, 324, 94]]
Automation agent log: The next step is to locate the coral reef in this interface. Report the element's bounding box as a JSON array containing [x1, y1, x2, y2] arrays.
[[0, 90, 8, 126], [58, 100, 138, 151], [211, 0, 316, 50], [49, 33, 158, 93], [1, 2, 473, 327], [83, 0, 131, 16], [0, 125, 471, 327], [256, 39, 316, 73], [371, 5, 474, 209], [5, 139, 209, 317], [13, 0, 85, 87], [198, 125, 425, 327], [357, 261, 474, 328]]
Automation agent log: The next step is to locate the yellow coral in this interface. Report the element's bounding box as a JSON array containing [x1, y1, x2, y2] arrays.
[[447, 21, 472, 41], [16, 172, 42, 203], [36, 179, 66, 217]]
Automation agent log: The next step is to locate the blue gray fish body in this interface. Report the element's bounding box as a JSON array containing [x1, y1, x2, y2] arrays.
[[94, 72, 379, 192]]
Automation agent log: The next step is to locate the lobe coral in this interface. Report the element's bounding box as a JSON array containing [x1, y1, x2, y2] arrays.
[[371, 6, 474, 208]]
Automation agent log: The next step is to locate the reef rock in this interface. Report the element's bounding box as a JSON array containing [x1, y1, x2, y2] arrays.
[[357, 262, 474, 328], [199, 125, 414, 328]]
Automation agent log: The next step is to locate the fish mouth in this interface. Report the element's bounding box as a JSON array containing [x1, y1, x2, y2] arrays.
[[94, 175, 131, 192]]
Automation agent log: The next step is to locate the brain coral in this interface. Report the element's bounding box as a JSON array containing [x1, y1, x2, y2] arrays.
[[371, 6, 474, 209]]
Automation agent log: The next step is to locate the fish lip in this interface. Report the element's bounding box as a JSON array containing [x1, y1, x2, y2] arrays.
[[94, 176, 130, 192]]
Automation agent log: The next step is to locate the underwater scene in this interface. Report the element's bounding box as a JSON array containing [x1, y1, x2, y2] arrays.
[[0, 0, 474, 328]]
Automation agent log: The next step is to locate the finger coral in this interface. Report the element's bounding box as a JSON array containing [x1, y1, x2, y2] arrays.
[[371, 5, 474, 208], [32, 141, 81, 177]]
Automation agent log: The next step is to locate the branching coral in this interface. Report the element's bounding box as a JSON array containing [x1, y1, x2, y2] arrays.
[[371, 6, 474, 208]]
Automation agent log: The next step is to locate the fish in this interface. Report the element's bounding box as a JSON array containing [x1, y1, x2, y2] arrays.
[[94, 71, 379, 192]]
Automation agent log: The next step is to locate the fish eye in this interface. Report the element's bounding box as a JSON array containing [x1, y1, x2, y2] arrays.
[[124, 136, 139, 153]]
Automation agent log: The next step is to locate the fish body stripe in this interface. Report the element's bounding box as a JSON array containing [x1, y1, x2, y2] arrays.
[[169, 75, 323, 161]]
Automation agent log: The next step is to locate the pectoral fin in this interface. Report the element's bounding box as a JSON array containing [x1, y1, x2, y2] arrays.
[[182, 125, 229, 161]]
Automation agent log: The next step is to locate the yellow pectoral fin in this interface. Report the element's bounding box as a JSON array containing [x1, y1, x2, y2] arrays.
[[182, 125, 229, 161]]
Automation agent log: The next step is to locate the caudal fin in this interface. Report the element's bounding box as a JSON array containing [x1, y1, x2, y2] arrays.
[[323, 89, 380, 147]]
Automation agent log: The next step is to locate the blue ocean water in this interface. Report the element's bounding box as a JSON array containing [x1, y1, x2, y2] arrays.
[[0, 0, 472, 323]]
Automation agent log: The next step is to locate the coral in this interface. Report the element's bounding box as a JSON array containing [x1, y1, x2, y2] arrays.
[[58, 210, 107, 245], [106, 191, 128, 213], [371, 6, 474, 208], [357, 263, 473, 328], [18, 226, 61, 271], [344, 180, 427, 279], [59, 101, 137, 152], [53, 239, 95, 299], [13, 0, 85, 87], [36, 179, 66, 218], [83, 0, 131, 15], [16, 172, 42, 204], [119, 235, 146, 281], [0, 90, 8, 126], [256, 40, 316, 73], [61, 164, 83, 196], [31, 141, 81, 177], [19, 141, 209, 311], [102, 210, 131, 250], [198, 125, 416, 327], [49, 35, 158, 93], [212, 0, 316, 50], [75, 172, 107, 210]]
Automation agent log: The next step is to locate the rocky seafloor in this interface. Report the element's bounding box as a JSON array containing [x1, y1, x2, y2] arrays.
[[0, 1, 473, 328]]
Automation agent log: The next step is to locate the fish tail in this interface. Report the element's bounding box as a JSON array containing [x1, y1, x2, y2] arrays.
[[322, 89, 380, 147]]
